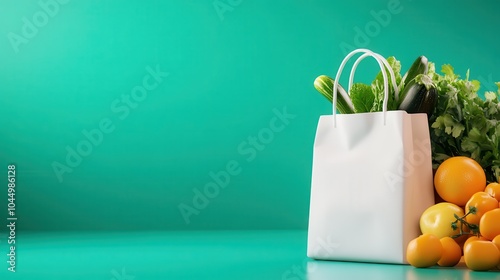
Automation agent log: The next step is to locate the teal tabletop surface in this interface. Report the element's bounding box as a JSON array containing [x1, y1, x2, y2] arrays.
[[1, 230, 499, 280]]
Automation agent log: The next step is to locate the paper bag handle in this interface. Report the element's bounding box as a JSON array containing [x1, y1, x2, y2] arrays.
[[348, 52, 399, 103], [332, 49, 399, 126]]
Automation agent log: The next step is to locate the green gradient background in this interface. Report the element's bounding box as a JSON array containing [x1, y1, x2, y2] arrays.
[[0, 0, 499, 233]]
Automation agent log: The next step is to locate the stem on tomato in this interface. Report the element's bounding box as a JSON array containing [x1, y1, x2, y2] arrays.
[[450, 206, 480, 239]]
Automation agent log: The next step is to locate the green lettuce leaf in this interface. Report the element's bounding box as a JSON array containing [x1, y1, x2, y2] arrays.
[[370, 56, 402, 112], [350, 83, 374, 113]]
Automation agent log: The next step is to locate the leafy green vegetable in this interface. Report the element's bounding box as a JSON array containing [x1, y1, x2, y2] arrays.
[[369, 56, 402, 112], [428, 63, 500, 182], [350, 83, 374, 113]]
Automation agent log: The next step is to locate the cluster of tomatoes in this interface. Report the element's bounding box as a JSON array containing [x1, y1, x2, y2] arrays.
[[406, 156, 500, 271]]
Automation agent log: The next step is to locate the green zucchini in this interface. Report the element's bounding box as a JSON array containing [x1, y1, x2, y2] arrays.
[[402, 56, 428, 86], [399, 56, 428, 105], [313, 75, 355, 114], [397, 56, 435, 116], [397, 78, 437, 118]]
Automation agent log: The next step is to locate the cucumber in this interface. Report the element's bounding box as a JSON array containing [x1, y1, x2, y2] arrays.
[[313, 75, 355, 114]]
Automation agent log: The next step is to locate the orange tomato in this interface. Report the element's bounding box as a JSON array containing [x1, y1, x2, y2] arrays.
[[463, 235, 488, 251], [406, 234, 443, 268], [463, 240, 500, 271], [479, 208, 500, 240], [465, 192, 499, 225], [492, 235, 500, 250], [437, 236, 462, 267], [485, 182, 500, 201], [434, 157, 486, 206], [454, 234, 471, 253], [493, 236, 500, 270]]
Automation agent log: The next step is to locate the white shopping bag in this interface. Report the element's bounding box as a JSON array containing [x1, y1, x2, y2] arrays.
[[307, 49, 435, 264]]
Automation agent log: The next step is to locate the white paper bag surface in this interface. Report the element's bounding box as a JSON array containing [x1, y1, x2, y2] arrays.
[[307, 49, 435, 264]]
